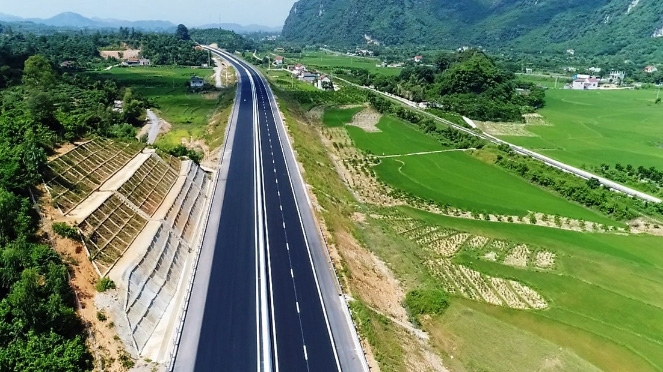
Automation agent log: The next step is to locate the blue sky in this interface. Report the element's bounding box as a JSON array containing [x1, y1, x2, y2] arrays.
[[1, 0, 297, 27]]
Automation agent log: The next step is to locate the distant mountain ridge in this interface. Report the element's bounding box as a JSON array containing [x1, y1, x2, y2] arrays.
[[0, 12, 278, 34], [195, 23, 281, 33], [282, 0, 663, 61]]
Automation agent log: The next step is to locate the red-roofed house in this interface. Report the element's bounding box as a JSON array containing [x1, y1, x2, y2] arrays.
[[572, 76, 599, 90], [644, 65, 658, 73], [274, 56, 284, 66], [414, 55, 423, 63], [316, 75, 332, 90]]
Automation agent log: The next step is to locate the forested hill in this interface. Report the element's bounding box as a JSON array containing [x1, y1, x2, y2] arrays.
[[282, 0, 663, 61]]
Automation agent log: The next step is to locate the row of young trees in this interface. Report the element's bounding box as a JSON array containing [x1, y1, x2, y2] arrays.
[[495, 146, 663, 221], [591, 163, 663, 197], [367, 93, 485, 149]]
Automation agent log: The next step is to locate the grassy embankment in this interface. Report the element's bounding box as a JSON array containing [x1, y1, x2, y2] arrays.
[[94, 66, 236, 149], [326, 105, 663, 371], [504, 86, 663, 169]]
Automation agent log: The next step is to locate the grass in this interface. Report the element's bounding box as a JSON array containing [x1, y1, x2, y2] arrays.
[[94, 66, 220, 141], [501, 88, 663, 169], [288, 50, 402, 76], [323, 106, 363, 127], [346, 116, 443, 155], [374, 151, 614, 222], [342, 113, 613, 221], [399, 209, 663, 371], [426, 301, 601, 372]]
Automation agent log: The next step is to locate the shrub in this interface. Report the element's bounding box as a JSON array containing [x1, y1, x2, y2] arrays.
[[95, 277, 116, 292], [96, 311, 107, 322], [404, 289, 449, 317], [52, 222, 80, 240]]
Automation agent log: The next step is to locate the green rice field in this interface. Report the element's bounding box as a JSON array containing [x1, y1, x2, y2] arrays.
[[404, 210, 663, 371], [502, 88, 663, 169], [323, 106, 363, 127], [375, 151, 612, 222], [346, 116, 443, 155], [286, 50, 402, 76]]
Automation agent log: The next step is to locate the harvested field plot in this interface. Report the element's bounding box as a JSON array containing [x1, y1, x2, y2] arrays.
[[403, 210, 663, 371], [378, 212, 549, 310], [46, 139, 144, 214]]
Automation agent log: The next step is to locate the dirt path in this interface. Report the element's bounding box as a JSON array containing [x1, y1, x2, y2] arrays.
[[377, 148, 473, 159], [212, 57, 223, 88]]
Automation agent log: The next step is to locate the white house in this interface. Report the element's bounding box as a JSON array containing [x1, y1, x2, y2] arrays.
[[190, 76, 205, 88], [413, 55, 423, 63], [274, 56, 284, 66], [588, 67, 602, 74], [644, 65, 658, 73], [609, 71, 625, 83], [572, 76, 599, 90], [292, 63, 306, 76], [316, 75, 332, 90]]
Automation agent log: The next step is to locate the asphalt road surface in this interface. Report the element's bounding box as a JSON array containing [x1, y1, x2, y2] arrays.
[[173, 48, 367, 372]]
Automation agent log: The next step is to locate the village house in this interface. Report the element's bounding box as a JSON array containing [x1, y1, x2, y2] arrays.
[[274, 56, 284, 66], [300, 73, 318, 83], [571, 74, 599, 90], [122, 58, 150, 67], [316, 75, 332, 90], [190, 76, 205, 88], [413, 55, 423, 63], [292, 63, 306, 76], [59, 61, 75, 68], [588, 67, 601, 74], [609, 71, 626, 84], [644, 65, 658, 73]]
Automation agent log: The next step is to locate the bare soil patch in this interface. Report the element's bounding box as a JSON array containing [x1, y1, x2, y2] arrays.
[[37, 185, 131, 371], [348, 108, 382, 132], [100, 49, 141, 60], [478, 121, 535, 137]]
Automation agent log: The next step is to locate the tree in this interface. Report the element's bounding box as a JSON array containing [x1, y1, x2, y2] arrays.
[[176, 24, 190, 41], [22, 55, 56, 89]]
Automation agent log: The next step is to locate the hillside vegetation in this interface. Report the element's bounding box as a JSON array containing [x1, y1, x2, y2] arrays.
[[283, 0, 663, 62]]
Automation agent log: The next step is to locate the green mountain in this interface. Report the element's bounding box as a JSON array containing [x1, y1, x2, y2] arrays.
[[282, 0, 663, 60]]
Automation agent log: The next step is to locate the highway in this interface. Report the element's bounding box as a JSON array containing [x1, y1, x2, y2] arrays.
[[172, 47, 367, 372]]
